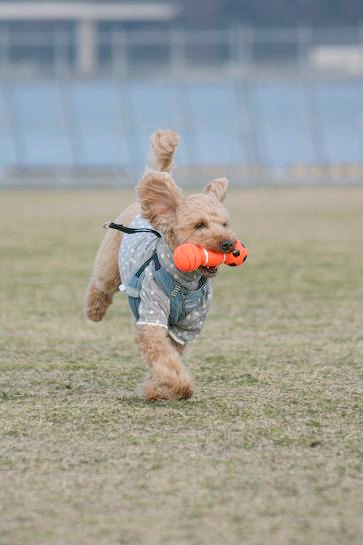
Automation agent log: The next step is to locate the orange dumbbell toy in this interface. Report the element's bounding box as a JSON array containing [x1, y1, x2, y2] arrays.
[[174, 240, 248, 272]]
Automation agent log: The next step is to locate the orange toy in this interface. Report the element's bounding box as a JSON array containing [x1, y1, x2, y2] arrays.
[[174, 240, 248, 272]]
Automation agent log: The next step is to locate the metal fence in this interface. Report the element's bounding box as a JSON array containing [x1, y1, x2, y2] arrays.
[[1, 26, 363, 186]]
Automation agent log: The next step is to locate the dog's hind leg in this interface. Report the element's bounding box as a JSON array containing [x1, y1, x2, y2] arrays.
[[85, 202, 140, 321]]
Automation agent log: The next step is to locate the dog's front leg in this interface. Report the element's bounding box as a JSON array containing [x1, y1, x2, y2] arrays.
[[135, 325, 193, 401]]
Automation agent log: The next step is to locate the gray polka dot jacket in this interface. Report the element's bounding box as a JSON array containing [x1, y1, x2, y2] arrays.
[[119, 216, 213, 345]]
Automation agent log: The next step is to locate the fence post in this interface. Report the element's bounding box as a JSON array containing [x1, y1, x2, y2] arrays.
[[54, 28, 69, 78], [0, 28, 25, 171], [359, 26, 363, 166], [235, 26, 264, 183], [112, 31, 140, 177], [170, 27, 198, 176], [298, 26, 326, 183], [111, 30, 128, 79], [56, 29, 81, 171], [77, 17, 96, 76]]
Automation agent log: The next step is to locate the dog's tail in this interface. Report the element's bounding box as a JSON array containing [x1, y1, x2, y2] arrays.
[[147, 129, 179, 173]]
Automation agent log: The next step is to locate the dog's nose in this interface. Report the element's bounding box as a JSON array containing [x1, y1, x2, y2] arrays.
[[219, 239, 234, 252]]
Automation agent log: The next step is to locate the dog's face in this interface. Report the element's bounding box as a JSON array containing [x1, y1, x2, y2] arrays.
[[137, 173, 237, 277]]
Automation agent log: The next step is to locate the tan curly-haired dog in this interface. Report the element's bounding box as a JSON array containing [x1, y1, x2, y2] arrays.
[[86, 130, 237, 401]]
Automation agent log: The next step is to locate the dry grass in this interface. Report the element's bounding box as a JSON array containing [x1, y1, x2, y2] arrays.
[[1, 187, 362, 545]]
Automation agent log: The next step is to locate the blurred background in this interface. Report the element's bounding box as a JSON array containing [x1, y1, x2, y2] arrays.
[[0, 0, 363, 186]]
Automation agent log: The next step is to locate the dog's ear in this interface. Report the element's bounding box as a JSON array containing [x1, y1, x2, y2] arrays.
[[137, 171, 182, 227], [205, 177, 229, 202]]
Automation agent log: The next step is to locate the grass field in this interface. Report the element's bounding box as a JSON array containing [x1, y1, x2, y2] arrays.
[[1, 187, 362, 545]]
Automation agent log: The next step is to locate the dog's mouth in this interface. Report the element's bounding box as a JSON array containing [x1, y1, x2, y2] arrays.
[[199, 266, 219, 278]]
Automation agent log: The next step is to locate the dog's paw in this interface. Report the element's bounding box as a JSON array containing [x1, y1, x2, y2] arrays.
[[142, 372, 194, 401]]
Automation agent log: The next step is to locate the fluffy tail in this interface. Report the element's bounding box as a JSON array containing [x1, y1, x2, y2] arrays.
[[147, 129, 179, 172]]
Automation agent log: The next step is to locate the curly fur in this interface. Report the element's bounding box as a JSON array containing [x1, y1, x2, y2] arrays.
[[86, 129, 236, 401]]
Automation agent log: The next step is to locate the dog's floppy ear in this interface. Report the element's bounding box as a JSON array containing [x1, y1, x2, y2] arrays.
[[205, 177, 229, 202], [137, 170, 182, 227]]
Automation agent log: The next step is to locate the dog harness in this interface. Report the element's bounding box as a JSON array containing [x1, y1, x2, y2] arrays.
[[126, 251, 209, 325], [113, 216, 212, 345]]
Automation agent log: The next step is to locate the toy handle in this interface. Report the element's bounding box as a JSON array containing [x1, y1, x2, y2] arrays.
[[198, 247, 225, 268]]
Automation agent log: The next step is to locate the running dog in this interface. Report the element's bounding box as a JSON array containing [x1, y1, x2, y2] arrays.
[[86, 130, 237, 401]]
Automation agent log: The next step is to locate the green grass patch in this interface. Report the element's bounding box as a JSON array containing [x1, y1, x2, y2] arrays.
[[0, 187, 362, 545]]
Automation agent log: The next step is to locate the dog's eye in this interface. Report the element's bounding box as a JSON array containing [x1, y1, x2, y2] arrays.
[[195, 221, 207, 229], [222, 222, 229, 228]]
